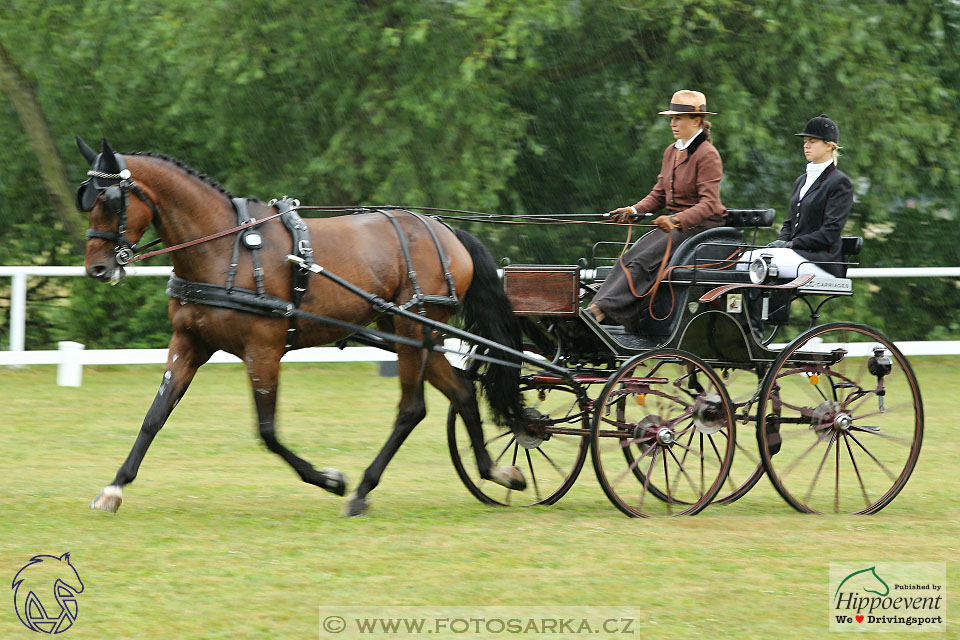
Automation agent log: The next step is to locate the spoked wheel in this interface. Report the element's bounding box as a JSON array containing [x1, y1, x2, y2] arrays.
[[448, 382, 589, 506], [713, 366, 766, 505], [757, 322, 923, 514], [591, 349, 736, 517]]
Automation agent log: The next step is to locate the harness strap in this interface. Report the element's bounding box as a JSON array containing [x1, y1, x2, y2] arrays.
[[167, 274, 294, 318], [275, 198, 314, 350], [405, 210, 458, 303], [375, 210, 429, 316]]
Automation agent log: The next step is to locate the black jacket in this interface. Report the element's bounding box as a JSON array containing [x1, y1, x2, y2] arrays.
[[777, 164, 853, 277]]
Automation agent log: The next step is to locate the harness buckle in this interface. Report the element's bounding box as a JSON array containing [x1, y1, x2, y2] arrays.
[[115, 246, 134, 266], [297, 240, 313, 259]]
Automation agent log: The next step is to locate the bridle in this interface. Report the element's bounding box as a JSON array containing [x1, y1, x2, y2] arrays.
[[79, 164, 294, 267], [79, 168, 161, 266]]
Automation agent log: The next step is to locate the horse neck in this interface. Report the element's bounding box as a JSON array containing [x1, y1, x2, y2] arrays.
[[128, 156, 238, 281]]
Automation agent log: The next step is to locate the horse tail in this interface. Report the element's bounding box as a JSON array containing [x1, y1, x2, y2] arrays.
[[453, 228, 525, 427]]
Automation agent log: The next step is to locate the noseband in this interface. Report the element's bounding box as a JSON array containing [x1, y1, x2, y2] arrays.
[[82, 169, 161, 266]]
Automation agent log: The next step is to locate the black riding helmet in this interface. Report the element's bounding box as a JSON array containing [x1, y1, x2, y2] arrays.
[[795, 114, 839, 143]]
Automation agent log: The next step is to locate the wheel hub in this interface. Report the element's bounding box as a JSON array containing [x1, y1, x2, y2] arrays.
[[656, 427, 675, 445], [693, 393, 725, 434], [516, 408, 546, 449], [811, 400, 842, 429], [833, 413, 853, 431], [633, 415, 662, 441]]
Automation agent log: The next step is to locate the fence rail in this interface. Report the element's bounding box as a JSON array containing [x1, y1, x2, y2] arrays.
[[4, 265, 960, 385]]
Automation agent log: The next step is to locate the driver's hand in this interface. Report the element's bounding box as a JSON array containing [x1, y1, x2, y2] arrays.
[[653, 215, 679, 232], [607, 207, 634, 222]]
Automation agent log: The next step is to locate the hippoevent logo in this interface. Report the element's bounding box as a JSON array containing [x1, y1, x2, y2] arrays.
[[829, 562, 946, 632], [11, 553, 84, 634]]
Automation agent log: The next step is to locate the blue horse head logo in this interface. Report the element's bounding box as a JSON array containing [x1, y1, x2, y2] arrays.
[[11, 553, 84, 634]]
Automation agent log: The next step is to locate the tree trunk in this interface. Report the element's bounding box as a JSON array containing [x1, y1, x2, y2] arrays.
[[0, 39, 83, 252]]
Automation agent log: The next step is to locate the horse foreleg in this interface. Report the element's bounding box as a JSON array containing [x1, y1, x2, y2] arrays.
[[89, 331, 211, 513], [345, 346, 429, 516], [424, 352, 526, 492], [246, 352, 347, 498]]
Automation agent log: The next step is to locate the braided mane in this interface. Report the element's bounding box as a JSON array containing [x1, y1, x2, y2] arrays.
[[126, 151, 235, 200]]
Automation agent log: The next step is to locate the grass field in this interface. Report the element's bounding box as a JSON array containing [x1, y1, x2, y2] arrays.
[[2, 357, 957, 639]]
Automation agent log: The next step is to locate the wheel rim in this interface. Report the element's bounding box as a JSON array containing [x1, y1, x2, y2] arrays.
[[448, 383, 589, 506], [757, 323, 923, 514], [592, 350, 736, 517]]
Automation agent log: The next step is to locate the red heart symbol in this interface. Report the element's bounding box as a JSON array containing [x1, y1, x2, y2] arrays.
[[856, 615, 864, 623]]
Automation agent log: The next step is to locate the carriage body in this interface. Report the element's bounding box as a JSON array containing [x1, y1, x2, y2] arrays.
[[449, 209, 923, 517]]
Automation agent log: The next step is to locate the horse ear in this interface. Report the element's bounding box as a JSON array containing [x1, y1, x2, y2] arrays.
[[59, 552, 71, 562], [100, 138, 121, 172], [76, 136, 97, 163]]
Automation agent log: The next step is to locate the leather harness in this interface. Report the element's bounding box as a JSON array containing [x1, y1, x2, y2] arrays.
[[165, 201, 459, 351]]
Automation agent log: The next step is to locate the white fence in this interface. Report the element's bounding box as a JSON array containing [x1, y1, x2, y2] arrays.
[[3, 265, 960, 385]]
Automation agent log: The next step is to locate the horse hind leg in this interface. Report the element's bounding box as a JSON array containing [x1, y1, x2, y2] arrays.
[[90, 331, 211, 512], [424, 352, 526, 492], [246, 351, 347, 497]]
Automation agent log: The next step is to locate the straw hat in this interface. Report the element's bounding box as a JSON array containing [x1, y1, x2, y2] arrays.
[[658, 90, 717, 116]]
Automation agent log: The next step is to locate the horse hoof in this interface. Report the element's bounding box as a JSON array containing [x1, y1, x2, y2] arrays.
[[320, 467, 347, 496], [490, 465, 526, 491], [89, 486, 123, 513], [343, 493, 369, 517]]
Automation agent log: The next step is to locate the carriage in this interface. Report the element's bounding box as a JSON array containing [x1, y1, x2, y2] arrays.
[[447, 209, 923, 517], [76, 138, 922, 519]]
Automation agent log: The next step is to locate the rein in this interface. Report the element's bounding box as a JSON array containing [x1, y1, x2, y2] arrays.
[[130, 209, 288, 264], [124, 204, 651, 264]]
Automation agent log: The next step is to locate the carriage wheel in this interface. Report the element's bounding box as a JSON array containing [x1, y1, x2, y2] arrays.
[[756, 322, 923, 514], [712, 366, 766, 505], [591, 349, 735, 517], [447, 383, 589, 506]]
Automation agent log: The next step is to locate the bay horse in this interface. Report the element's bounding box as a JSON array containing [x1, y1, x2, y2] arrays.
[[76, 137, 527, 516]]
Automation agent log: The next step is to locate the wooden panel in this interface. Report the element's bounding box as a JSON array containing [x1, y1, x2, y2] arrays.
[[503, 265, 580, 316]]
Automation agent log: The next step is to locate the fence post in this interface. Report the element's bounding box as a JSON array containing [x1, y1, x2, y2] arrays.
[[10, 272, 26, 352], [57, 341, 85, 387]]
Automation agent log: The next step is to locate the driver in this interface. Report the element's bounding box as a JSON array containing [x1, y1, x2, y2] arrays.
[[587, 89, 726, 331]]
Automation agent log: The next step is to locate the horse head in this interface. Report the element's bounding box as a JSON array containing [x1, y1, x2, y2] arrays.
[[76, 136, 159, 283], [834, 565, 890, 603]]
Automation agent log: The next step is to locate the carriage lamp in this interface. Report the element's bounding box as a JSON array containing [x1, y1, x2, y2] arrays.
[[868, 347, 892, 377], [748, 253, 779, 285]]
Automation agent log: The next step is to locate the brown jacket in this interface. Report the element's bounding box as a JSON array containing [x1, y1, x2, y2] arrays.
[[633, 133, 726, 231]]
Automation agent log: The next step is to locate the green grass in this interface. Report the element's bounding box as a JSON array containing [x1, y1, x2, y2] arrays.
[[2, 358, 957, 639]]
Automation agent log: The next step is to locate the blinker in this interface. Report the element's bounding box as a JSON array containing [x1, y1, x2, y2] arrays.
[[104, 185, 125, 215], [76, 180, 97, 212]]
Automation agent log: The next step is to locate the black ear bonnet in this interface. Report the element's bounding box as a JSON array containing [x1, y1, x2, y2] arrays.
[[76, 137, 129, 212]]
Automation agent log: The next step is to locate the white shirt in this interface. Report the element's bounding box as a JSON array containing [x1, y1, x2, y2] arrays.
[[798, 159, 833, 200], [674, 128, 703, 150]]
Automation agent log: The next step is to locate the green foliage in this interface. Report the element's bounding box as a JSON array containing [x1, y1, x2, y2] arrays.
[[1, 0, 959, 347]]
